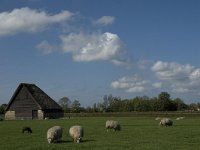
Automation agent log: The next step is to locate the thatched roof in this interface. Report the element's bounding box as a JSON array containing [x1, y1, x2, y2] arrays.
[[6, 83, 62, 110]]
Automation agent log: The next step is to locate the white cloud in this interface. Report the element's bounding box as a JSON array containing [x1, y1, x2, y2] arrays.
[[151, 61, 194, 80], [111, 75, 160, 93], [111, 58, 132, 68], [152, 82, 162, 89], [94, 16, 115, 26], [0, 7, 74, 36], [36, 41, 54, 55], [190, 69, 200, 81], [152, 61, 200, 94], [137, 59, 153, 69], [60, 32, 125, 62]]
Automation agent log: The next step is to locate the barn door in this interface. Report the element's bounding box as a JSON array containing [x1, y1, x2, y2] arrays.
[[32, 110, 38, 119]]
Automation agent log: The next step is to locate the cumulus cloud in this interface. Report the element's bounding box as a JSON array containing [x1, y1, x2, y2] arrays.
[[111, 75, 161, 93], [152, 61, 194, 80], [94, 16, 115, 26], [36, 41, 54, 55], [152, 61, 200, 94], [60, 32, 125, 62], [0, 7, 74, 36], [190, 69, 200, 81]]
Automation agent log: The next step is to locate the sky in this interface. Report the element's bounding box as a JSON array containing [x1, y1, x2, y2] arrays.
[[1, 0, 200, 106]]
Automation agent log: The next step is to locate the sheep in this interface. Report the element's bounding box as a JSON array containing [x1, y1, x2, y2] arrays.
[[47, 126, 63, 144], [159, 118, 173, 126], [22, 127, 32, 133], [155, 117, 161, 120], [176, 117, 185, 120], [44, 117, 49, 120], [69, 125, 84, 143], [105, 120, 121, 131]]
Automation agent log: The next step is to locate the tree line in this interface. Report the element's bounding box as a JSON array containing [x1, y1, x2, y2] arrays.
[[57, 92, 200, 113], [0, 92, 199, 114]]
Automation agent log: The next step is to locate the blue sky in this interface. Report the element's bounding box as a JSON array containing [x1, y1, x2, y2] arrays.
[[1, 0, 200, 106]]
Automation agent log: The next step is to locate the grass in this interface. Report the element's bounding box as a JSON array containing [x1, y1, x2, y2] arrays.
[[0, 116, 200, 149]]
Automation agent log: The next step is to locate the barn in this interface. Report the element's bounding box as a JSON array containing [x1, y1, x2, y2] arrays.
[[5, 83, 64, 120]]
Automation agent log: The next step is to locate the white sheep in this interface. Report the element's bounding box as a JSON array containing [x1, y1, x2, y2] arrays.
[[47, 126, 63, 143], [105, 120, 121, 131], [69, 125, 84, 143], [159, 118, 173, 126], [176, 117, 185, 120], [155, 117, 161, 120], [44, 117, 49, 120]]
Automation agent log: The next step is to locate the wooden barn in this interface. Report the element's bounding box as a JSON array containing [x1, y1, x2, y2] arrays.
[[5, 83, 64, 120]]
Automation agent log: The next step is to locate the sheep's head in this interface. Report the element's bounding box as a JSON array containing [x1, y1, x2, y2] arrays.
[[115, 124, 121, 131], [76, 137, 81, 143], [48, 138, 52, 144], [159, 121, 163, 126]]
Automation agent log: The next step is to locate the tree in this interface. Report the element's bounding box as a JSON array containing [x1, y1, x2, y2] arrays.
[[174, 98, 187, 111], [151, 97, 162, 111], [101, 94, 114, 112], [158, 92, 171, 111], [93, 103, 98, 112], [58, 97, 71, 113], [108, 97, 122, 112], [71, 100, 81, 113], [121, 100, 133, 112], [0, 104, 7, 114], [102, 94, 123, 112], [102, 95, 110, 111], [96, 102, 104, 112], [188, 103, 198, 111]]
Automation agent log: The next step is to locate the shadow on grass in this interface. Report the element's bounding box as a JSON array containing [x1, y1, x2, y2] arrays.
[[57, 140, 70, 143], [56, 139, 96, 143], [82, 139, 96, 143]]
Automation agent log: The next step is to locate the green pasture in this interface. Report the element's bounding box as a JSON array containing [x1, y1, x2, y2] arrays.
[[0, 116, 200, 150]]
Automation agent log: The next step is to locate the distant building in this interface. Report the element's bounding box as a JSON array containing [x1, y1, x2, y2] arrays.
[[5, 83, 63, 120]]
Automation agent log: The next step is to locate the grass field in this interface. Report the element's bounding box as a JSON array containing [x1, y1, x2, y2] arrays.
[[0, 115, 200, 150]]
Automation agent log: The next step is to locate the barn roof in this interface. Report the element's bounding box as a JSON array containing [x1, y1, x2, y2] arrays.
[[6, 83, 62, 110]]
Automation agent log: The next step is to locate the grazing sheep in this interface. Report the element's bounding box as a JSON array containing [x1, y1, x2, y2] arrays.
[[159, 118, 173, 126], [69, 125, 84, 143], [155, 117, 161, 120], [176, 117, 185, 120], [22, 127, 32, 133], [47, 126, 63, 144], [44, 117, 49, 120], [105, 120, 121, 131]]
